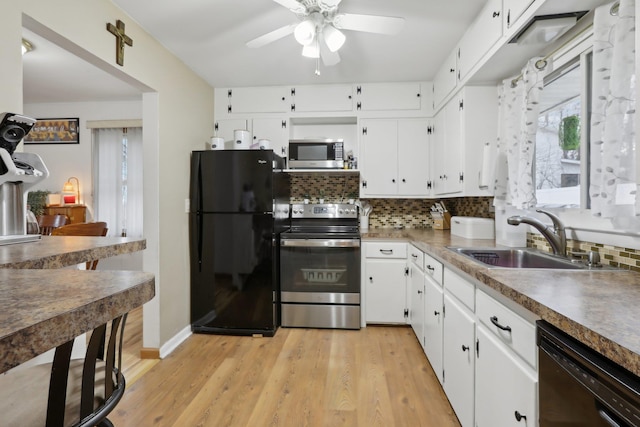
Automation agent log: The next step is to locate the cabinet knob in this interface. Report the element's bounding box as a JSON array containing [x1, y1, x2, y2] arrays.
[[434, 310, 440, 316], [369, 277, 373, 282], [402, 178, 406, 183], [461, 344, 470, 352], [427, 265, 435, 271], [417, 290, 423, 294], [392, 179, 396, 183], [492, 11, 500, 17], [449, 68, 455, 73]]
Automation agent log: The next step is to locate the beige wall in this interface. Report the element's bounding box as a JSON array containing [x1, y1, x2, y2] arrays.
[[2, 0, 215, 348]]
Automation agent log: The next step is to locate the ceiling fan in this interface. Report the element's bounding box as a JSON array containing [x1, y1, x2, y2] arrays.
[[247, 0, 405, 69]]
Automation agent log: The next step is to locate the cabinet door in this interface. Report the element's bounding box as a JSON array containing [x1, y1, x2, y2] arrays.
[[360, 120, 398, 197], [229, 86, 289, 113], [214, 119, 249, 148], [433, 50, 458, 109], [252, 118, 289, 158], [505, 0, 535, 28], [357, 83, 422, 111], [443, 294, 475, 427], [364, 259, 407, 324], [475, 325, 537, 427], [398, 119, 430, 196], [409, 266, 425, 348], [424, 276, 444, 384], [292, 84, 353, 112], [458, 0, 503, 81], [433, 99, 462, 196]]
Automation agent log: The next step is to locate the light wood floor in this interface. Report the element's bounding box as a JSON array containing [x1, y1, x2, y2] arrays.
[[111, 315, 460, 427]]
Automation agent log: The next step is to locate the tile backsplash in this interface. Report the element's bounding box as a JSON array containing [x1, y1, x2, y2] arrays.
[[289, 173, 494, 227], [528, 234, 639, 272]]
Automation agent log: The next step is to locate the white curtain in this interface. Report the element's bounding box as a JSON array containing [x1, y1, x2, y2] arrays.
[[94, 127, 143, 238], [589, 0, 637, 225], [494, 59, 548, 209]]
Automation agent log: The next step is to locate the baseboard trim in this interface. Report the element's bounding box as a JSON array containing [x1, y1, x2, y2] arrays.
[[139, 348, 160, 359], [159, 325, 192, 359]]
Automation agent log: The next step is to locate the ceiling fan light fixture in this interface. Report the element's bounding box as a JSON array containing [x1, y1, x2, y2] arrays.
[[323, 25, 345, 52], [294, 19, 316, 46], [302, 43, 320, 58]]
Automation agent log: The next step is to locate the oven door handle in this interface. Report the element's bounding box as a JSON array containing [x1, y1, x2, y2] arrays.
[[281, 239, 361, 248]]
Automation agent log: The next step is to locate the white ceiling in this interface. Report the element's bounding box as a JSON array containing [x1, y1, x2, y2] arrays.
[[22, 0, 488, 103], [22, 0, 606, 104]]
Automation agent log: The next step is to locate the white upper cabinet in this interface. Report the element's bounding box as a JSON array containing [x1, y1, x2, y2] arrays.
[[251, 118, 289, 158], [225, 86, 289, 114], [356, 83, 422, 111], [433, 49, 459, 110], [505, 0, 536, 29], [291, 84, 354, 112], [360, 118, 431, 198], [457, 0, 503, 82], [434, 86, 498, 197]]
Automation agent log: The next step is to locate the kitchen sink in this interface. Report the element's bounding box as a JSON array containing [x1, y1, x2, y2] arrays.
[[447, 247, 607, 270]]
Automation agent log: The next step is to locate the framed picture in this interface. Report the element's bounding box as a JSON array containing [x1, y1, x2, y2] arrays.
[[23, 118, 80, 144]]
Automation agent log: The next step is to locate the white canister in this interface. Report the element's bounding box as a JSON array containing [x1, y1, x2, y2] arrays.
[[360, 216, 369, 231], [233, 129, 251, 149], [210, 137, 225, 150], [258, 139, 271, 150]]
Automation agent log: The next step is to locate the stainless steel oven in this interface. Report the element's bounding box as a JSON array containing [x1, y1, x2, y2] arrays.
[[280, 203, 360, 329], [538, 320, 640, 426]]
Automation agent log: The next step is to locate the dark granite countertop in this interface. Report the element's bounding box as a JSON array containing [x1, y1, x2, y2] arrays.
[[0, 269, 155, 374], [362, 229, 640, 376], [0, 236, 146, 269]]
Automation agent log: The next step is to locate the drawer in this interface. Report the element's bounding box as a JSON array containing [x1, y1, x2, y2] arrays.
[[476, 290, 537, 368], [364, 242, 407, 259], [424, 253, 443, 286], [444, 268, 474, 311], [408, 245, 424, 269]]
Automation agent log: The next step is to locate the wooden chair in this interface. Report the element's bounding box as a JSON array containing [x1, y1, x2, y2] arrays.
[[52, 222, 109, 270], [37, 214, 69, 235], [0, 314, 128, 427]]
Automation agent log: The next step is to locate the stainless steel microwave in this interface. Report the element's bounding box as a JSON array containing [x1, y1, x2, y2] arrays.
[[288, 138, 344, 169]]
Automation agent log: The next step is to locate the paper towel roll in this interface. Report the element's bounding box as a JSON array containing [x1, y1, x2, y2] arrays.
[[479, 143, 492, 188]]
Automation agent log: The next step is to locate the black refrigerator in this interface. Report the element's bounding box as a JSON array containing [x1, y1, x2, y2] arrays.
[[189, 150, 290, 336]]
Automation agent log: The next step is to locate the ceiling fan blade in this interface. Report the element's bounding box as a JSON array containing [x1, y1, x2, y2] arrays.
[[333, 13, 405, 35], [272, 0, 307, 14], [319, 34, 341, 66], [246, 23, 297, 49]]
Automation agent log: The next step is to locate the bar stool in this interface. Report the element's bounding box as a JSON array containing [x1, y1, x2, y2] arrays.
[[51, 222, 109, 270]]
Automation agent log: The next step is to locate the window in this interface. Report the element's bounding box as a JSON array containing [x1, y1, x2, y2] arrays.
[[535, 52, 592, 208]]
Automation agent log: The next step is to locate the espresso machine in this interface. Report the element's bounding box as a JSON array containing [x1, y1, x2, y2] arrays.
[[0, 112, 49, 244]]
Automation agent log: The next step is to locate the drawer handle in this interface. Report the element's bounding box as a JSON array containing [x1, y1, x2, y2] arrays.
[[411, 254, 418, 259], [490, 316, 512, 332], [379, 249, 393, 255], [514, 411, 527, 422], [461, 344, 470, 352], [426, 265, 435, 271]]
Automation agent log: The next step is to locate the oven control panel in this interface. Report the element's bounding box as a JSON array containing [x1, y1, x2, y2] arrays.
[[291, 203, 358, 219]]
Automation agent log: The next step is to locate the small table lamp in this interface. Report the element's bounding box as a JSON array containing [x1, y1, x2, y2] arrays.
[[62, 177, 80, 205]]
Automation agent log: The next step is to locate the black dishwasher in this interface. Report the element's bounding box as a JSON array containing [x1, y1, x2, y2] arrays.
[[538, 320, 640, 426]]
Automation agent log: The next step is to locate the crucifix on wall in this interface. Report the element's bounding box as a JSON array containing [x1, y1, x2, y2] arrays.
[[106, 19, 133, 66]]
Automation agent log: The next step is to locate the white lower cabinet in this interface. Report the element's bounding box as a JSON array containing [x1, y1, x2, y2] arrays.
[[475, 325, 537, 427], [424, 276, 444, 384], [398, 256, 538, 427], [443, 292, 476, 427], [409, 261, 426, 349], [363, 242, 408, 324]]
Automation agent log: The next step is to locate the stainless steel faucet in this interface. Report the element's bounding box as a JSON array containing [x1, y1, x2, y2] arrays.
[[507, 209, 567, 256]]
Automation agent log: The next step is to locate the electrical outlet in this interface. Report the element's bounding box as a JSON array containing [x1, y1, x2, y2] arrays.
[[184, 198, 190, 213]]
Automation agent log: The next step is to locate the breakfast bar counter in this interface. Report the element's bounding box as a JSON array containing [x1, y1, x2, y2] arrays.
[[0, 269, 155, 374], [0, 235, 146, 269], [362, 229, 640, 376]]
